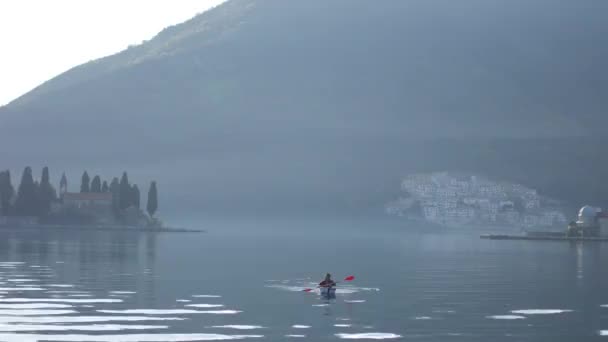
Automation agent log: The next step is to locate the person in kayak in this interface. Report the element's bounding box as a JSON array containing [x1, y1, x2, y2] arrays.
[[319, 273, 337, 288]]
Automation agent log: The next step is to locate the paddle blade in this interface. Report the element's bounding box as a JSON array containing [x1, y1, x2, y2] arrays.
[[344, 275, 355, 281], [303, 288, 313, 292]]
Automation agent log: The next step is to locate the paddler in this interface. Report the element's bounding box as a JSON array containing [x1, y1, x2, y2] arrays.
[[319, 273, 336, 288]]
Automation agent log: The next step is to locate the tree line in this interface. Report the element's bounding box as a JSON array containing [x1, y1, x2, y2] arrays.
[[0, 167, 158, 218]]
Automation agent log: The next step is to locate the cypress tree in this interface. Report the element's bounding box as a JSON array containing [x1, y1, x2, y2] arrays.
[[119, 172, 131, 210], [91, 176, 102, 193], [33, 180, 41, 215], [147, 181, 158, 217], [131, 185, 140, 209], [15, 167, 37, 216], [80, 171, 90, 193], [101, 181, 109, 193], [110, 177, 120, 218], [0, 171, 15, 216], [38, 167, 57, 216]]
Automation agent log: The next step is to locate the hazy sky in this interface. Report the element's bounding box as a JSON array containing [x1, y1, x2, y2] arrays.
[[0, 0, 226, 106]]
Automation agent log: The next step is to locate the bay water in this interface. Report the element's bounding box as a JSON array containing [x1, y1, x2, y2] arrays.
[[0, 219, 607, 341]]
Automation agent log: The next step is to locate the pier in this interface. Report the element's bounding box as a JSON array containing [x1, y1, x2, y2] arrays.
[[480, 234, 608, 242]]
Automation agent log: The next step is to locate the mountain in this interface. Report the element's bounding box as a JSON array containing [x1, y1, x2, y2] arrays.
[[1, 0, 608, 216]]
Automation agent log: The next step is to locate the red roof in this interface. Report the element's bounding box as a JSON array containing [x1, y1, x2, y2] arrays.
[[63, 192, 112, 201]]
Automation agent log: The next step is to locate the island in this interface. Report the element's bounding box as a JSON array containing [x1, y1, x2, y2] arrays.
[[0, 166, 200, 232]]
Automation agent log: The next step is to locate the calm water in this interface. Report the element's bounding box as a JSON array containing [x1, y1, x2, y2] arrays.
[[0, 220, 608, 341]]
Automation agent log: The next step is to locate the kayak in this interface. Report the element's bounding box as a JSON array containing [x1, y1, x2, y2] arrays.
[[320, 287, 336, 297]]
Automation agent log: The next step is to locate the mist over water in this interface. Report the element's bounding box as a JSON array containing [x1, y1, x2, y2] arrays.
[[0, 220, 605, 341]]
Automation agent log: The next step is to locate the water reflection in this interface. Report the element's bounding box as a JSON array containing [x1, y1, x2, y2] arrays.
[[0, 229, 157, 301]]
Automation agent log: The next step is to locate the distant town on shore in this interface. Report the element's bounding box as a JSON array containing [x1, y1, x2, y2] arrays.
[[0, 167, 159, 228], [386, 172, 568, 229]]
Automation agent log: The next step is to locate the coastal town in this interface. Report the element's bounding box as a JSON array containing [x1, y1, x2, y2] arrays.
[[386, 172, 568, 229]]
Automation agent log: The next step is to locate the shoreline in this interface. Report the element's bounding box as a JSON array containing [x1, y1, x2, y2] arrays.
[[0, 224, 203, 233]]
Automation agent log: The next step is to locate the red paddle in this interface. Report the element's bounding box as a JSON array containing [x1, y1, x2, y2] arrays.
[[302, 275, 355, 292]]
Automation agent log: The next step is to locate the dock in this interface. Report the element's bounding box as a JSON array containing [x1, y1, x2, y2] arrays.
[[480, 234, 608, 242]]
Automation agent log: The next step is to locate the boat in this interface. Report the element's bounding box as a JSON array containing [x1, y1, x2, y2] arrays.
[[320, 286, 336, 297]]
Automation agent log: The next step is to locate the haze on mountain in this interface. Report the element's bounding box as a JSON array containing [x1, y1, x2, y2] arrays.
[[1, 0, 607, 217]]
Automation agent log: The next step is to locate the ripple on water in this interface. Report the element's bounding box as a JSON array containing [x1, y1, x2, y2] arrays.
[[192, 295, 222, 298], [286, 335, 306, 338], [292, 325, 311, 329], [0, 309, 77, 316], [0, 316, 186, 323], [0, 288, 45, 292], [97, 309, 242, 315], [210, 325, 265, 330], [511, 309, 572, 315], [0, 304, 72, 309], [487, 315, 526, 320], [48, 284, 75, 288], [0, 324, 168, 332], [0, 298, 121, 304], [185, 304, 225, 308], [0, 333, 264, 341], [335, 333, 402, 340]]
